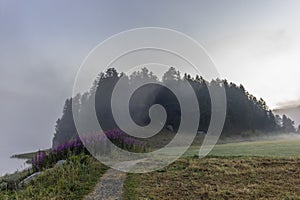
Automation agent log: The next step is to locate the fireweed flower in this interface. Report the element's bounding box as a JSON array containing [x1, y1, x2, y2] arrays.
[[31, 130, 146, 171]]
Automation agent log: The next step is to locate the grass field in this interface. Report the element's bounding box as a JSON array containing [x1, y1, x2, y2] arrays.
[[186, 138, 300, 157], [5, 137, 300, 199], [123, 138, 300, 199]]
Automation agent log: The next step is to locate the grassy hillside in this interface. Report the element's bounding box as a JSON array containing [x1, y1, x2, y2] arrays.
[[0, 154, 107, 200]]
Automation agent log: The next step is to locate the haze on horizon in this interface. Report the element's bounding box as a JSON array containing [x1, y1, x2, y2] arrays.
[[0, 0, 300, 174]]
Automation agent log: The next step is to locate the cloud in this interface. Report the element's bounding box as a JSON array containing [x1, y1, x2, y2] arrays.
[[206, 28, 300, 108], [274, 99, 300, 110]]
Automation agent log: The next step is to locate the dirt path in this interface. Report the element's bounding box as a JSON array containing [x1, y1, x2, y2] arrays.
[[84, 168, 126, 200], [84, 159, 146, 200]]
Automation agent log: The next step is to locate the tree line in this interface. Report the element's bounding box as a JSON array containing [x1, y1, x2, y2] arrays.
[[52, 67, 296, 148]]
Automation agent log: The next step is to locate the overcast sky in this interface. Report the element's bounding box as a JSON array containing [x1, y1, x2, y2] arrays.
[[1, 0, 300, 174]]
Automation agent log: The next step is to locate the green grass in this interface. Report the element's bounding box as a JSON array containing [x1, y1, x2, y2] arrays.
[[185, 138, 300, 157], [123, 138, 300, 199], [0, 154, 108, 200], [4, 137, 300, 199], [0, 170, 32, 191]]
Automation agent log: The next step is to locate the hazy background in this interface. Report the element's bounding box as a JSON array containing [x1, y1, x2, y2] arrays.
[[1, 0, 300, 175]]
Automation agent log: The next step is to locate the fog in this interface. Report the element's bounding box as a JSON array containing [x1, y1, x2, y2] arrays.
[[1, 0, 300, 175], [223, 132, 300, 144]]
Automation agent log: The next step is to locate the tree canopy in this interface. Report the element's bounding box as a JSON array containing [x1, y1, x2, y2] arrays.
[[52, 67, 295, 148]]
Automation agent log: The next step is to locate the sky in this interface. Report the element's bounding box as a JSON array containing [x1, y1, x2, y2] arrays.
[[0, 0, 300, 174]]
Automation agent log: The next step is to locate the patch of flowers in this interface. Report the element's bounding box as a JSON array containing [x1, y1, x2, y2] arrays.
[[31, 130, 146, 172]]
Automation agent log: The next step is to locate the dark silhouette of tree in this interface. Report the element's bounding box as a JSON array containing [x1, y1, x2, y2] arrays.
[[52, 95, 80, 148], [282, 115, 296, 132], [162, 67, 181, 82], [52, 67, 295, 147]]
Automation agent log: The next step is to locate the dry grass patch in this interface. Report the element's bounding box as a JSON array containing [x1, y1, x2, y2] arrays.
[[123, 157, 300, 200]]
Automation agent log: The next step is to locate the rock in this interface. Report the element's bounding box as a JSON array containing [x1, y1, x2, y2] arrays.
[[55, 160, 66, 166], [18, 172, 42, 188]]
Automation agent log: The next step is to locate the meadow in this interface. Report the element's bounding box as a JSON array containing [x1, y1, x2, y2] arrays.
[[123, 138, 300, 199], [187, 137, 300, 157], [2, 136, 300, 199]]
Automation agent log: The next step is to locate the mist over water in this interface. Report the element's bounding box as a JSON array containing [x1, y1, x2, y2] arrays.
[[0, 153, 29, 176]]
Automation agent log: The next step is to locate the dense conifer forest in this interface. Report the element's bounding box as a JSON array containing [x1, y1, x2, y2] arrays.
[[53, 67, 295, 147]]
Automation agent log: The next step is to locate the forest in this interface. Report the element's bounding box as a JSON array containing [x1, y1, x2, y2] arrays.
[[52, 67, 296, 148]]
